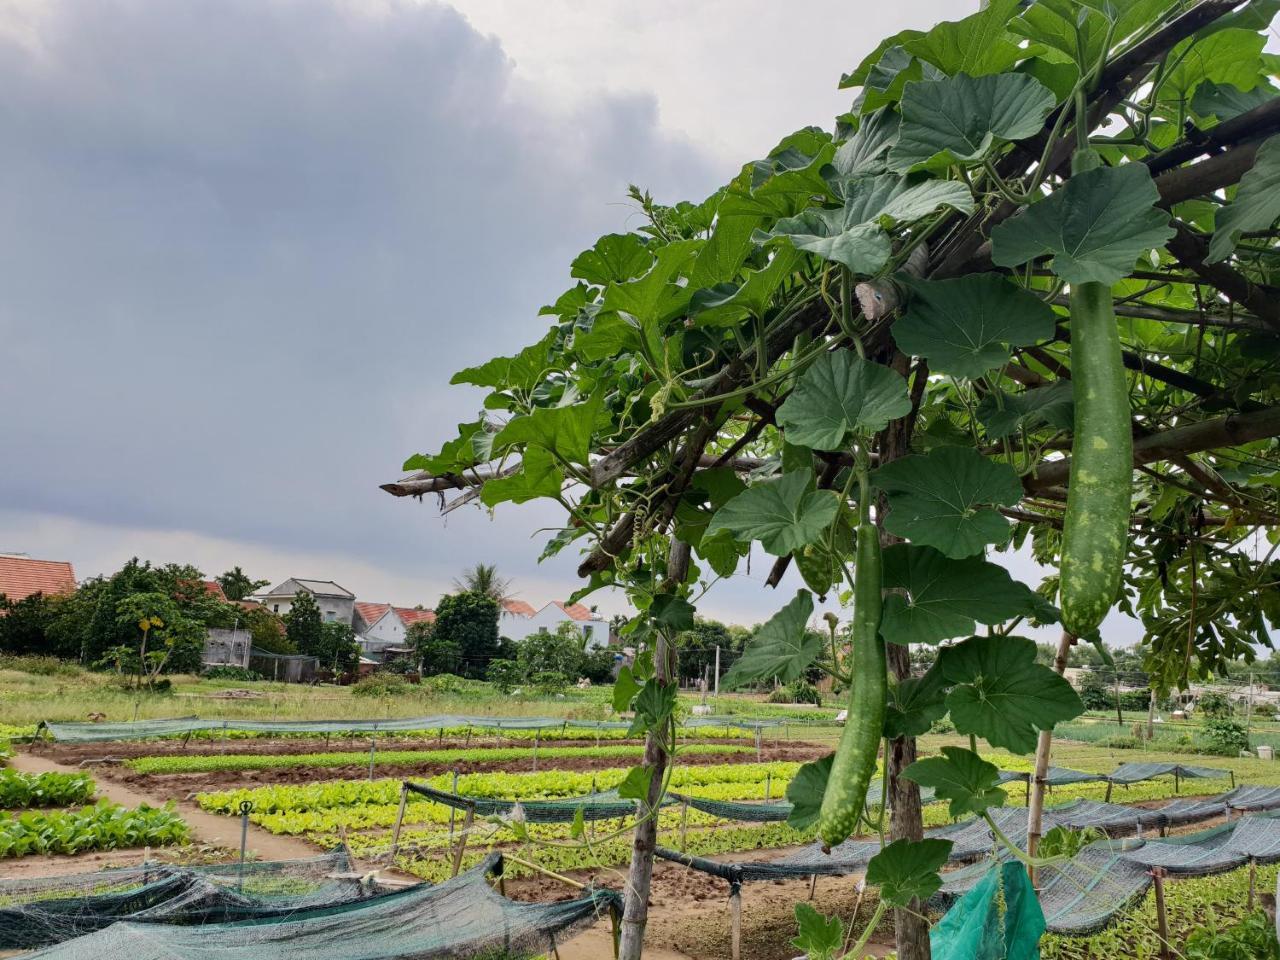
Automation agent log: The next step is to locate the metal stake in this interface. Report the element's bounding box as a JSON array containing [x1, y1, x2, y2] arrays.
[[729, 883, 742, 960], [390, 783, 408, 858], [238, 800, 254, 891]]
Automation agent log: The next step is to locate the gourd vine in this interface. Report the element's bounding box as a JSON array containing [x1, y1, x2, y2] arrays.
[[390, 1, 1280, 957]]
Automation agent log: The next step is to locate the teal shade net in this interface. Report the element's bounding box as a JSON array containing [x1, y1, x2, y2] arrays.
[[932, 861, 1044, 960], [402, 780, 668, 823], [28, 853, 619, 960], [0, 849, 369, 948], [1106, 761, 1229, 785], [37, 714, 787, 743]]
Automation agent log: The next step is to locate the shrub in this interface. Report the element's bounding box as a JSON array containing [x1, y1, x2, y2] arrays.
[[1255, 702, 1276, 719], [420, 673, 487, 695], [1200, 717, 1249, 756], [486, 660, 521, 694], [1198, 692, 1234, 718], [350, 673, 411, 698], [1185, 910, 1280, 960], [767, 680, 822, 706], [202, 666, 263, 681]]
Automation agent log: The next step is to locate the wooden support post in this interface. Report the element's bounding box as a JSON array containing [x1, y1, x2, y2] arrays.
[[1250, 859, 1258, 910], [1153, 869, 1171, 960], [1028, 629, 1074, 889], [679, 803, 689, 852], [729, 883, 742, 960], [368, 735, 377, 781], [449, 769, 460, 841], [808, 873, 818, 901], [1174, 769, 1180, 794], [765, 772, 772, 802], [464, 727, 472, 748], [533, 728, 540, 771], [390, 783, 408, 858], [1105, 780, 1114, 803], [451, 807, 474, 878], [755, 726, 762, 761], [1231, 770, 1237, 789]]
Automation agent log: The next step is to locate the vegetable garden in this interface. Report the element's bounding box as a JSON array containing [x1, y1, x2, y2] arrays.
[[381, 0, 1280, 957]]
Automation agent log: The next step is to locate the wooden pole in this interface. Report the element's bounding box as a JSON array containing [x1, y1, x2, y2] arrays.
[[765, 771, 772, 802], [1028, 629, 1074, 888], [368, 735, 377, 781], [1105, 779, 1114, 803], [679, 803, 689, 852], [449, 769, 460, 842], [729, 883, 742, 960], [1147, 687, 1157, 741], [451, 807, 474, 878], [1250, 859, 1258, 910], [1153, 868, 1171, 960], [808, 873, 818, 901], [533, 728, 540, 771], [390, 783, 408, 858]]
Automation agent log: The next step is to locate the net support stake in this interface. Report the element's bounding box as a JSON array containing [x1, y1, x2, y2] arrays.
[[1152, 868, 1171, 960], [390, 782, 409, 859], [765, 772, 772, 802], [755, 727, 762, 761], [1105, 780, 1113, 803], [368, 735, 377, 781], [808, 873, 817, 901], [451, 806, 475, 878], [1174, 770, 1180, 794], [1249, 859, 1258, 910], [238, 800, 254, 892], [729, 882, 742, 960], [449, 769, 460, 841], [465, 726, 472, 748], [679, 802, 689, 852], [534, 728, 540, 771]]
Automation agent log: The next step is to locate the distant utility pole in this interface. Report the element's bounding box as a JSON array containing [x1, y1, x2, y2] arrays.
[[1147, 687, 1157, 741], [714, 646, 721, 697], [1115, 672, 1124, 727]]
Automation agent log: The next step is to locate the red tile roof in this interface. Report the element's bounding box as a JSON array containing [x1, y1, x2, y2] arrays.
[[554, 601, 594, 621], [0, 556, 77, 603], [355, 602, 391, 627], [201, 580, 228, 601], [395, 607, 436, 626], [501, 599, 537, 617]]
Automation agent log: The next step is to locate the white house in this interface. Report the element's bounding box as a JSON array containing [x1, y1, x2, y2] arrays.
[[500, 599, 609, 649], [256, 579, 355, 623], [353, 602, 435, 661]]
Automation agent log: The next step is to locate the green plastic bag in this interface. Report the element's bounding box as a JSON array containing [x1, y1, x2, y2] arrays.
[[931, 861, 1045, 960]]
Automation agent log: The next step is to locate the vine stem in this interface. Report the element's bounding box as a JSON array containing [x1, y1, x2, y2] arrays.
[[844, 899, 889, 959]]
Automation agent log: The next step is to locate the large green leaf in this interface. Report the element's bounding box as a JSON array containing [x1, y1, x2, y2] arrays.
[[777, 352, 912, 451], [570, 233, 653, 285], [841, 31, 926, 89], [451, 331, 558, 392], [792, 903, 843, 960], [904, 746, 1007, 820], [879, 544, 1048, 645], [1163, 28, 1265, 102], [891, 273, 1057, 378], [977, 380, 1075, 439], [990, 163, 1175, 285], [785, 755, 833, 830], [1191, 80, 1278, 122], [939, 635, 1084, 753], [492, 396, 600, 467], [706, 469, 840, 556], [884, 664, 950, 738], [827, 107, 900, 180], [1208, 134, 1280, 263], [688, 214, 760, 289], [866, 838, 954, 907], [721, 590, 818, 688], [890, 73, 1055, 171], [873, 447, 1023, 558], [756, 176, 972, 274], [689, 248, 798, 326], [479, 447, 563, 506], [600, 239, 702, 354], [902, 0, 1030, 78]]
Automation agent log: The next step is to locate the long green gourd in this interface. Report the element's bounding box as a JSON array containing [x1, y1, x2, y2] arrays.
[[816, 515, 886, 850], [1059, 148, 1133, 637]]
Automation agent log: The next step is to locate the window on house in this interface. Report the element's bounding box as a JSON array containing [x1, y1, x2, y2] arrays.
[[272, 604, 279, 613]]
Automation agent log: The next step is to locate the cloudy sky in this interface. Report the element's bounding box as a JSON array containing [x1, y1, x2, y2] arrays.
[[0, 0, 1144, 642]]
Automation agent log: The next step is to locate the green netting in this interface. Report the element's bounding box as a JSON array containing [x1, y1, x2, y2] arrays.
[[0, 849, 368, 948], [36, 714, 788, 744], [931, 861, 1044, 960], [1043, 798, 1168, 835], [1118, 816, 1280, 876], [1220, 784, 1280, 811], [939, 845, 1154, 936], [403, 780, 671, 823], [1106, 761, 1230, 785], [28, 853, 620, 960], [669, 781, 939, 824]]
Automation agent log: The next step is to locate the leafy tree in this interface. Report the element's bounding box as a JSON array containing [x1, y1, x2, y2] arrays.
[[216, 567, 269, 601], [315, 620, 360, 674], [1197, 691, 1234, 719], [516, 624, 585, 685], [451, 563, 512, 603], [406, 619, 460, 676], [239, 604, 293, 654], [0, 593, 67, 656], [283, 591, 323, 658], [675, 617, 734, 685], [432, 592, 499, 678]]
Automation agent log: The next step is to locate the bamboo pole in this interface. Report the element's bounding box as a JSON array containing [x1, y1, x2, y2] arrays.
[[1028, 629, 1074, 887], [450, 807, 475, 878], [729, 883, 742, 960], [389, 783, 408, 858], [1153, 868, 1171, 960]]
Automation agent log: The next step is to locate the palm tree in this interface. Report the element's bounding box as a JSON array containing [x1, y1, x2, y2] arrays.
[[217, 566, 269, 601], [453, 563, 512, 603]]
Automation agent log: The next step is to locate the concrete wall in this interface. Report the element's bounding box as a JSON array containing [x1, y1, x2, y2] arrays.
[[204, 628, 251, 668]]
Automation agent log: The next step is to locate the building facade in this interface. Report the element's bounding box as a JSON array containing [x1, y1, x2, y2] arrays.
[[256, 579, 355, 623]]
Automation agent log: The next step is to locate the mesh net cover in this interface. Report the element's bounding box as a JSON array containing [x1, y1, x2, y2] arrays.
[[27, 853, 620, 960], [402, 780, 662, 823]]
